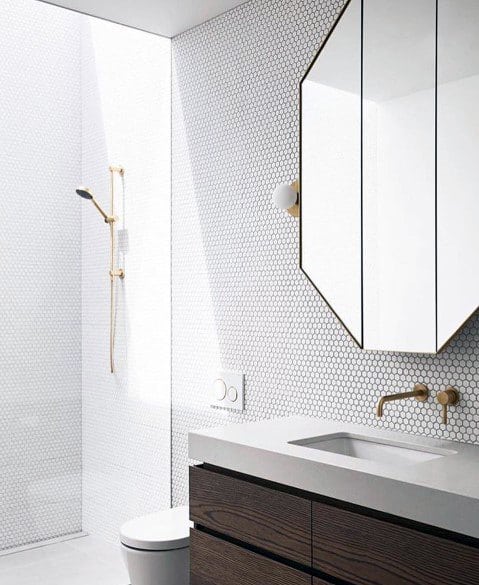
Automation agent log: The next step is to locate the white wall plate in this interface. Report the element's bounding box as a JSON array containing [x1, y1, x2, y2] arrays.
[[210, 371, 244, 411]]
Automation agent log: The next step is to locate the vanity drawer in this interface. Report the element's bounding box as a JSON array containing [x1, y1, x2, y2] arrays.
[[189, 465, 311, 566], [312, 501, 479, 585], [190, 529, 311, 585]]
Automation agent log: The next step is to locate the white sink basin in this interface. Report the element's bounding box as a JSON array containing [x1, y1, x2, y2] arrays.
[[289, 433, 456, 466]]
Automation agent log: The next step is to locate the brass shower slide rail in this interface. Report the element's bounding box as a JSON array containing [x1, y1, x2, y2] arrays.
[[76, 164, 125, 373], [108, 165, 125, 373]]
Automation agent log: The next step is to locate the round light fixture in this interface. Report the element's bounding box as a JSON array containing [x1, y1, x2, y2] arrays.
[[272, 180, 299, 217]]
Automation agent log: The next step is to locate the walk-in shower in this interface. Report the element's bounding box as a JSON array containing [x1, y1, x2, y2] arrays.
[[0, 1, 171, 583]]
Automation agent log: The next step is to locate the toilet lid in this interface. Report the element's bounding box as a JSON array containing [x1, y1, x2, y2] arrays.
[[120, 506, 190, 551]]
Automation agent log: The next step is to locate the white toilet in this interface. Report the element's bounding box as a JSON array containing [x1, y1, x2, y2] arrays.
[[120, 506, 190, 585]]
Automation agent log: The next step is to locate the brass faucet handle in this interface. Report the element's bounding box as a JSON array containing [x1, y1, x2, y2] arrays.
[[437, 387, 459, 425]]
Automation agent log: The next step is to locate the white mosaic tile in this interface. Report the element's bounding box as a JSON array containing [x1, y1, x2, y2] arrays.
[[0, 0, 82, 549], [171, 0, 479, 505]]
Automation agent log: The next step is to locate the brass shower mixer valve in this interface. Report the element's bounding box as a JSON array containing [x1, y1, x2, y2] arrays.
[[436, 386, 460, 425]]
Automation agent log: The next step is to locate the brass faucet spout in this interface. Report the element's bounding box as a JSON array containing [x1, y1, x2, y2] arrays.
[[376, 384, 429, 418]]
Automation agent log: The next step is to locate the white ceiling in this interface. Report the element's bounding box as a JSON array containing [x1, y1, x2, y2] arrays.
[[37, 0, 249, 37], [306, 0, 479, 102]]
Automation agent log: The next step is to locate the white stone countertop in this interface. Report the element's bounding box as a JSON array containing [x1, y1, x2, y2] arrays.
[[189, 416, 479, 539]]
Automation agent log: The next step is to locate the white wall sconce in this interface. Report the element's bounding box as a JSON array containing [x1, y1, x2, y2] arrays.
[[272, 179, 299, 217]]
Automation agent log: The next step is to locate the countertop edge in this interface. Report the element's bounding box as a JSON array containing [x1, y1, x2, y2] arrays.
[[189, 430, 479, 540]]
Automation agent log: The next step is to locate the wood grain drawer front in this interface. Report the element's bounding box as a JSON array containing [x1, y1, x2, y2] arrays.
[[313, 501, 479, 585], [190, 529, 311, 585], [189, 466, 311, 566]]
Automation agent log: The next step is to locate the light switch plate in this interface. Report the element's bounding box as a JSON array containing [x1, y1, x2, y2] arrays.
[[210, 371, 244, 411]]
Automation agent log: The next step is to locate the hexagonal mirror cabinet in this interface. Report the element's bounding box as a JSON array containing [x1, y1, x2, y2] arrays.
[[300, 0, 479, 353]]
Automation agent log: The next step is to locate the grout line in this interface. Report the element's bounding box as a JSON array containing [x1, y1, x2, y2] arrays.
[[0, 532, 88, 557]]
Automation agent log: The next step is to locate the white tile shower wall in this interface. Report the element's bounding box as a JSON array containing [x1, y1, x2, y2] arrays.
[[81, 19, 172, 542], [0, 0, 82, 549], [171, 0, 479, 504]]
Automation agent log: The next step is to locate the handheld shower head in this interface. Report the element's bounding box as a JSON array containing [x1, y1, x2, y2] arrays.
[[76, 186, 94, 200], [76, 186, 109, 221]]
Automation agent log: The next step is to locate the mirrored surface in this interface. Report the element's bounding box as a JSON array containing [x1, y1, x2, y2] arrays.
[[301, 0, 478, 353], [301, 0, 362, 345], [437, 0, 479, 349], [362, 0, 436, 352]]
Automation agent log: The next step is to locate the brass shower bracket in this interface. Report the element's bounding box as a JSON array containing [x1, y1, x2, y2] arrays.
[[109, 164, 125, 175], [110, 269, 125, 280]]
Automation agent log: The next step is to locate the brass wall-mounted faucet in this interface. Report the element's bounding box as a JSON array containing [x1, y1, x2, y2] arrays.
[[376, 383, 429, 418]]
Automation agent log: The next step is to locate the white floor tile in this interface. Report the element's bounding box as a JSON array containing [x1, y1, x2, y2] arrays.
[[0, 536, 130, 585], [0, 542, 73, 571]]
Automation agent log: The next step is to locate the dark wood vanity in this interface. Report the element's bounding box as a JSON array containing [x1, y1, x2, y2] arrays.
[[189, 464, 479, 585]]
